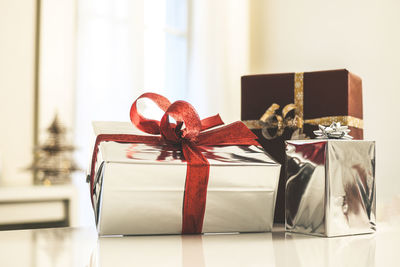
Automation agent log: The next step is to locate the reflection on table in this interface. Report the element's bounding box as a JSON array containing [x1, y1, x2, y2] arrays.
[[0, 223, 398, 267]]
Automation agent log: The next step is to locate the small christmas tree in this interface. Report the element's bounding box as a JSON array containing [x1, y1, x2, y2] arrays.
[[27, 114, 80, 185]]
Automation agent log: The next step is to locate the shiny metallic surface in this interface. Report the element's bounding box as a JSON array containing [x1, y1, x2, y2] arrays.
[[91, 122, 281, 235], [285, 140, 376, 237]]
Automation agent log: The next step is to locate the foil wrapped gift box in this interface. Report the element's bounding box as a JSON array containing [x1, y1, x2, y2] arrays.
[[285, 139, 376, 237], [88, 93, 281, 236], [241, 69, 364, 223]]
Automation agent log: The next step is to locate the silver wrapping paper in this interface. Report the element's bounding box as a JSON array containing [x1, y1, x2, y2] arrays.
[[285, 140, 376, 237], [90, 122, 281, 236]]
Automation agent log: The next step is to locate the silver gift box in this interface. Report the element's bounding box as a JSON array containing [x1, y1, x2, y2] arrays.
[[90, 122, 281, 235], [285, 140, 376, 237]]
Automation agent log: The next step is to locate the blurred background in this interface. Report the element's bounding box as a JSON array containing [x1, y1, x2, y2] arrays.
[[0, 0, 399, 229]]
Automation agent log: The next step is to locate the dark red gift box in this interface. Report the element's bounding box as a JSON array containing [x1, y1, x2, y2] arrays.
[[241, 69, 363, 223]]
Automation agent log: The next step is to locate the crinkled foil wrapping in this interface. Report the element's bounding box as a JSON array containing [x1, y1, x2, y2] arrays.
[[285, 140, 376, 237]]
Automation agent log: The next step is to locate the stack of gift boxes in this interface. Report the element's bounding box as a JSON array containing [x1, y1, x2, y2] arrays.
[[88, 69, 375, 237]]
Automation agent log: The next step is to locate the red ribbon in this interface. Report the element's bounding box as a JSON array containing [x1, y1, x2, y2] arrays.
[[291, 141, 326, 165], [89, 92, 259, 234]]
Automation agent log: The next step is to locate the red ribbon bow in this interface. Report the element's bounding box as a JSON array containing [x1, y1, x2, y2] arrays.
[[89, 92, 259, 234]]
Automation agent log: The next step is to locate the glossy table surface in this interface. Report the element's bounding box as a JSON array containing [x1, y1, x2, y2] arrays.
[[0, 222, 399, 267]]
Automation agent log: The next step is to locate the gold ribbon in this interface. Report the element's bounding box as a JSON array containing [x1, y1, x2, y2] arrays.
[[243, 72, 363, 139], [294, 72, 304, 119]]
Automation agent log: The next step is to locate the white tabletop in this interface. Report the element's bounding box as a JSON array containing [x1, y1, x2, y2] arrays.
[[0, 222, 399, 267]]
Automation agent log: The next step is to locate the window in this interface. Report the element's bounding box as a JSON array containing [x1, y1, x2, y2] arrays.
[[144, 0, 188, 97], [76, 0, 189, 159], [75, 0, 188, 226]]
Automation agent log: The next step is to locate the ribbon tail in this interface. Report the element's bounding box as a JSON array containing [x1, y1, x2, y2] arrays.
[[200, 114, 224, 131], [197, 121, 259, 146], [181, 143, 210, 234]]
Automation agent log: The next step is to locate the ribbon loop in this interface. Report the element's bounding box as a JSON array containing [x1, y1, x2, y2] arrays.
[[160, 100, 202, 143], [130, 92, 171, 134]]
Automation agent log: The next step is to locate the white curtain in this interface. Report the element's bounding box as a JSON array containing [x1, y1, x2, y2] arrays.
[[187, 0, 250, 123]]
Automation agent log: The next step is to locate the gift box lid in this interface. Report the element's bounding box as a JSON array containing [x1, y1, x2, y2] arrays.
[[93, 121, 279, 166]]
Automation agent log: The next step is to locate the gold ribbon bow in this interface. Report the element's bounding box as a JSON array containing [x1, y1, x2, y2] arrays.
[[259, 103, 303, 140], [243, 72, 364, 140]]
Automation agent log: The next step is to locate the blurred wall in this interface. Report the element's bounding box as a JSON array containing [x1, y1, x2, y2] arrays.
[[249, 0, 400, 203], [39, 0, 77, 140], [0, 0, 76, 186], [0, 0, 36, 185]]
